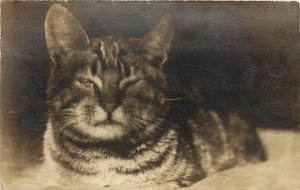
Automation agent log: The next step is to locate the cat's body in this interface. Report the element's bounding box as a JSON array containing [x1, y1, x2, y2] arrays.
[[42, 4, 266, 188]]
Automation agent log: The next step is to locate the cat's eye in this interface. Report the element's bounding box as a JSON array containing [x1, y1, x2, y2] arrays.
[[120, 78, 141, 90], [79, 78, 94, 88]]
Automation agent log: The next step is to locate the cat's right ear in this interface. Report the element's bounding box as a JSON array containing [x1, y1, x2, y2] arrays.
[[44, 4, 90, 64], [138, 13, 173, 69]]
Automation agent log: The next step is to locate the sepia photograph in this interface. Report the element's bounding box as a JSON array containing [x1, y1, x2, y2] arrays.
[[1, 1, 299, 190]]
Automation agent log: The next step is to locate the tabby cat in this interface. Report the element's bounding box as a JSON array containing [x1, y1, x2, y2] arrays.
[[42, 4, 266, 188]]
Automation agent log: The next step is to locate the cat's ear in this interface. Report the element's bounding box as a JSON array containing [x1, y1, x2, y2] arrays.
[[44, 4, 90, 64], [139, 13, 173, 68]]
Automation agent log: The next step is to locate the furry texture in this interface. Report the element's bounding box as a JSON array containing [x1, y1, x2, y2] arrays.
[[43, 4, 266, 188]]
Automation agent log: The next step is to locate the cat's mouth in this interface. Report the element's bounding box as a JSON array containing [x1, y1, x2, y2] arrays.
[[94, 120, 123, 127]]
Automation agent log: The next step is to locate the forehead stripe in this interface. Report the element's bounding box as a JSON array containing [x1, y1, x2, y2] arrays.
[[99, 41, 108, 63], [91, 61, 98, 75]]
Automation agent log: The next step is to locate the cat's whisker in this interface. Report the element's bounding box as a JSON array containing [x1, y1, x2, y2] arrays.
[[130, 119, 149, 140], [164, 95, 194, 101], [134, 114, 164, 125], [130, 119, 144, 130], [132, 117, 166, 137]]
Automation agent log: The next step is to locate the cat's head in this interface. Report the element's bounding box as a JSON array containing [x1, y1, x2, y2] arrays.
[[45, 4, 173, 142]]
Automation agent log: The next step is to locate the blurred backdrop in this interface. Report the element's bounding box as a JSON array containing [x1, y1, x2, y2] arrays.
[[1, 2, 299, 182]]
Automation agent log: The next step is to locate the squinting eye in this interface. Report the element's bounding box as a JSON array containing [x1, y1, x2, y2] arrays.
[[121, 79, 141, 90], [79, 78, 94, 88]]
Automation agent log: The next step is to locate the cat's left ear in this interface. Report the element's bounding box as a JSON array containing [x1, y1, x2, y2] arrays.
[[139, 13, 173, 68], [44, 4, 90, 65]]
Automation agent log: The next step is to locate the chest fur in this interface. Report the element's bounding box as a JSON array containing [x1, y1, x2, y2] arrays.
[[43, 122, 200, 188]]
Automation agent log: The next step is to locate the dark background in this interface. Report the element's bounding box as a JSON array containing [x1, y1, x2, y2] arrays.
[[1, 2, 299, 181]]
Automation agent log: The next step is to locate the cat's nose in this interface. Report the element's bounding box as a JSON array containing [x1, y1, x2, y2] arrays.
[[104, 103, 119, 122], [103, 102, 118, 115], [98, 89, 122, 119]]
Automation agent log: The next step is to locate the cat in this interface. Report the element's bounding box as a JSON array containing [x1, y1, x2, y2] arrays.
[[41, 4, 266, 189]]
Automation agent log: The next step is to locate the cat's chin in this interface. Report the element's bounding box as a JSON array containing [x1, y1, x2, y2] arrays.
[[75, 121, 128, 140]]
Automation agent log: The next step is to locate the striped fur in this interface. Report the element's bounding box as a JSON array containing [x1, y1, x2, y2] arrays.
[[43, 4, 266, 188]]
